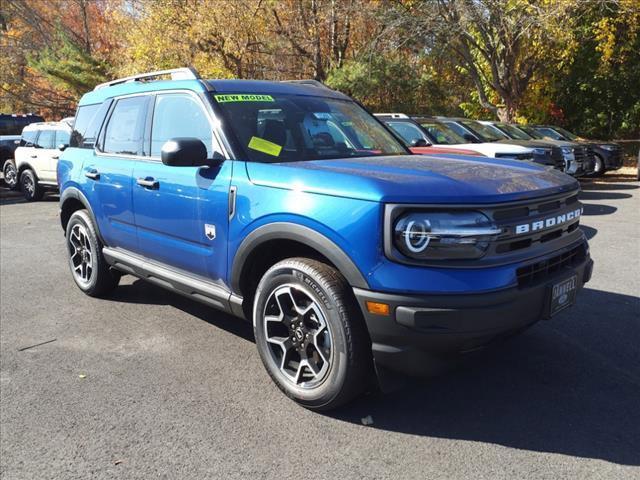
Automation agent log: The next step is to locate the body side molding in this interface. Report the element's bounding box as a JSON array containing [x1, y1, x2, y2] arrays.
[[103, 247, 242, 317]]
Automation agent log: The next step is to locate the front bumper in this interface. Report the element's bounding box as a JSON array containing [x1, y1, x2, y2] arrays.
[[354, 251, 593, 377]]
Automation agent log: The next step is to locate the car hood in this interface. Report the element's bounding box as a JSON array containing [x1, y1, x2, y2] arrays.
[[245, 155, 578, 204], [496, 139, 562, 149], [439, 143, 532, 154]]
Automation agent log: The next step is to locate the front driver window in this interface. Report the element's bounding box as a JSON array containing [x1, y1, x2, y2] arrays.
[[151, 93, 215, 158]]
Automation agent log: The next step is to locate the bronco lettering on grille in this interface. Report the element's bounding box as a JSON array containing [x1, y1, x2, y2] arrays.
[[515, 208, 582, 235]]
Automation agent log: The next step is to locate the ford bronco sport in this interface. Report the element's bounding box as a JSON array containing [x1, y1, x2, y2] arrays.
[[58, 68, 593, 410]]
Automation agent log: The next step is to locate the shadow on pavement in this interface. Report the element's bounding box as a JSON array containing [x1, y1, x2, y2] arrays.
[[330, 287, 640, 466], [579, 224, 597, 240], [578, 190, 632, 201], [581, 203, 617, 216], [580, 181, 638, 191], [107, 278, 255, 342]]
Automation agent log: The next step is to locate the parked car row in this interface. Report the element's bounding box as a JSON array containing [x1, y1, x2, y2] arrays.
[[1, 118, 72, 199], [375, 113, 622, 178], [1, 104, 623, 203]]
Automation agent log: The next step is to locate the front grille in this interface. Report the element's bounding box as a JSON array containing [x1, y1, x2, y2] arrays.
[[573, 146, 588, 165], [496, 153, 533, 161], [516, 244, 586, 287], [489, 192, 582, 255]]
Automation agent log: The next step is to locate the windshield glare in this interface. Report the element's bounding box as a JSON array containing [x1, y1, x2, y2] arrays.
[[498, 123, 532, 140], [418, 121, 466, 144], [459, 120, 504, 142], [554, 126, 578, 140], [535, 127, 563, 140], [213, 93, 407, 162], [519, 125, 545, 139]]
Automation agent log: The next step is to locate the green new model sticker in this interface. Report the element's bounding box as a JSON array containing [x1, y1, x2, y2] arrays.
[[248, 136, 282, 157], [214, 94, 274, 103]]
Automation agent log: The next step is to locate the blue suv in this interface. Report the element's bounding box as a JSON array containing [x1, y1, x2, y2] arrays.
[[58, 67, 593, 410]]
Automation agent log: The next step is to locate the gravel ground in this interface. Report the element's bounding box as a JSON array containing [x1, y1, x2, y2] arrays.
[[1, 178, 639, 480]]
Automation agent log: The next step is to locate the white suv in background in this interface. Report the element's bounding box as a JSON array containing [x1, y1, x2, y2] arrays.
[[14, 121, 71, 201]]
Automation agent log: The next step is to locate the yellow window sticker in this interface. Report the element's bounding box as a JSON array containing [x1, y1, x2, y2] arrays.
[[214, 94, 274, 103], [248, 136, 282, 157]]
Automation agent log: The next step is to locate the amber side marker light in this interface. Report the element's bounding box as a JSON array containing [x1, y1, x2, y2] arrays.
[[366, 301, 390, 316]]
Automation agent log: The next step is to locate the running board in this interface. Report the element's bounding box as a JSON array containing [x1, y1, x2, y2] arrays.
[[102, 247, 245, 318]]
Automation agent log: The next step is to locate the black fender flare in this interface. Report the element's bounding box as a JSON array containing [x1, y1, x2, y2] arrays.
[[230, 222, 369, 293], [59, 187, 105, 244]]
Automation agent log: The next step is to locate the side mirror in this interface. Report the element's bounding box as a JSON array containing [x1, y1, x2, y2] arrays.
[[463, 133, 479, 143], [161, 138, 209, 167], [57, 143, 68, 151], [412, 138, 430, 147]]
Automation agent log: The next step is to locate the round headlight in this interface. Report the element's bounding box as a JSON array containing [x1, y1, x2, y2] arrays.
[[404, 219, 431, 253], [393, 211, 501, 261]]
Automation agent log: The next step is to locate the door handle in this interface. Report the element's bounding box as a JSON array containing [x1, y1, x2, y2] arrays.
[[85, 169, 100, 180], [52, 155, 59, 160], [30, 154, 37, 158], [137, 177, 159, 189]]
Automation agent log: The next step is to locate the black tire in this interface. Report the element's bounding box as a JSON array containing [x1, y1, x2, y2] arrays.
[[20, 169, 44, 201], [591, 154, 605, 177], [2, 159, 18, 190], [65, 209, 120, 297], [253, 257, 371, 410]]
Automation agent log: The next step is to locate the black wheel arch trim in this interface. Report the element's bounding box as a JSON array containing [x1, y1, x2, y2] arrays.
[[59, 187, 105, 244], [231, 222, 369, 293]]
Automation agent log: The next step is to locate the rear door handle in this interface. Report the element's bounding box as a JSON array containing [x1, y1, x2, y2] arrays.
[[137, 177, 159, 189], [85, 169, 100, 180], [30, 154, 37, 158]]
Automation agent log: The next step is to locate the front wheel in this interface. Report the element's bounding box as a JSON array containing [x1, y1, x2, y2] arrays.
[[3, 159, 18, 190], [20, 169, 44, 201], [66, 210, 120, 297], [591, 154, 605, 177], [253, 258, 371, 410]]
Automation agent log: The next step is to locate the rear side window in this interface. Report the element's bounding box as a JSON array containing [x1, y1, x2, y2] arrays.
[[21, 130, 38, 146], [71, 104, 100, 148], [35, 130, 55, 149], [56, 130, 70, 146], [150, 93, 215, 157], [0, 117, 16, 135], [102, 96, 148, 156]]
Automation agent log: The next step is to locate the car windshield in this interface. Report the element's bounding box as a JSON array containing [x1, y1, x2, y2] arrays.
[[384, 121, 432, 146], [534, 127, 564, 140], [497, 123, 532, 140], [459, 120, 505, 142], [212, 93, 407, 162], [519, 125, 545, 139], [553, 126, 578, 141], [417, 120, 466, 144]]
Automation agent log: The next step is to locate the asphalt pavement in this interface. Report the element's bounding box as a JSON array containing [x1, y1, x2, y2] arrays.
[[1, 178, 639, 479]]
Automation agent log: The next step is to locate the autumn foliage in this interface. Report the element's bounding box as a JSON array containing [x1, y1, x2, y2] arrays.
[[0, 0, 638, 138]]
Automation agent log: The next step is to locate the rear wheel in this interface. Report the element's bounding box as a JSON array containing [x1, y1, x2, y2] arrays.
[[253, 258, 371, 410], [3, 159, 18, 190], [66, 210, 120, 297], [20, 169, 44, 201]]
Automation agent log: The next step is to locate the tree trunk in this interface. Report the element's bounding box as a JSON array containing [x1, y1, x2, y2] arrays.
[[497, 99, 517, 122]]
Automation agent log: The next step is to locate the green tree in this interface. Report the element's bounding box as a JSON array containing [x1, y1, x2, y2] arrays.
[[27, 27, 109, 97]]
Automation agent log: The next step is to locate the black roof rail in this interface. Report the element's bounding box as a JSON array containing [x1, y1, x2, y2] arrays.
[[94, 67, 201, 90]]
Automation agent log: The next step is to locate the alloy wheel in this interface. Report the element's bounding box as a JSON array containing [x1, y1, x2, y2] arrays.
[[4, 163, 17, 188], [23, 174, 35, 197], [68, 223, 93, 285], [263, 284, 333, 389]]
